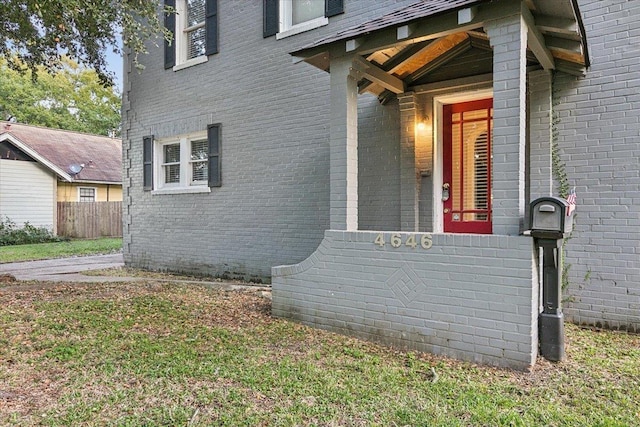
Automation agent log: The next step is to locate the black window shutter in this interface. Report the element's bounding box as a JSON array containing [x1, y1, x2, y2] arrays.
[[325, 0, 344, 17], [205, 0, 218, 55], [263, 0, 279, 38], [164, 0, 176, 69], [143, 135, 154, 191], [207, 124, 221, 187]]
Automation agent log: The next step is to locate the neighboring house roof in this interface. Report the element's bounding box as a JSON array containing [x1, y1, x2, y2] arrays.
[[0, 122, 122, 184]]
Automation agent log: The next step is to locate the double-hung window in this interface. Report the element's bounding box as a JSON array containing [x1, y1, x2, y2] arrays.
[[165, 0, 218, 70], [264, 0, 344, 39], [78, 187, 96, 202], [143, 124, 221, 194], [158, 134, 208, 190]]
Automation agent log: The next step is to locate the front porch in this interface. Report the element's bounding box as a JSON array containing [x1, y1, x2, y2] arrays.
[[273, 0, 588, 369]]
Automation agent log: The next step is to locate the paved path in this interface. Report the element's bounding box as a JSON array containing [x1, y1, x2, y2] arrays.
[[0, 254, 270, 292], [0, 253, 125, 282]]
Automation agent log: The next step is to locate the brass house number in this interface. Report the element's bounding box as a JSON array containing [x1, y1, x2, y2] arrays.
[[374, 233, 433, 249]]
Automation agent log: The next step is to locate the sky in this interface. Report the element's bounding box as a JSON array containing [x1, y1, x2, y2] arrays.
[[105, 38, 123, 91]]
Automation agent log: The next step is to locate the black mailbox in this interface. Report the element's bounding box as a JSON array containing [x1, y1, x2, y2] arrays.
[[529, 196, 573, 239]]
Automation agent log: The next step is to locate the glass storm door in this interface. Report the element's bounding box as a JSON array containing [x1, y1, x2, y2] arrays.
[[443, 98, 492, 234]]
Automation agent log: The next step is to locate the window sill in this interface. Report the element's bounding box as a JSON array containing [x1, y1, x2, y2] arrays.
[[152, 186, 211, 195], [276, 17, 329, 40], [173, 55, 208, 72]]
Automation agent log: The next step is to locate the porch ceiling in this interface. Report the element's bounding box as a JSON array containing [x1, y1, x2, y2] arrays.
[[291, 0, 589, 104]]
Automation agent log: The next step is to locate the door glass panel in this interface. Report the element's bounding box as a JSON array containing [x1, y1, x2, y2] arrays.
[[451, 122, 461, 215], [463, 109, 488, 120], [460, 120, 489, 222]]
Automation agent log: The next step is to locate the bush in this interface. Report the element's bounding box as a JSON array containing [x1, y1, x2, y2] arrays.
[[0, 217, 66, 246]]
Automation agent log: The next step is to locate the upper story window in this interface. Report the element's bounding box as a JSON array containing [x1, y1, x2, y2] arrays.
[[181, 0, 206, 61], [164, 0, 218, 71], [264, 0, 344, 39]]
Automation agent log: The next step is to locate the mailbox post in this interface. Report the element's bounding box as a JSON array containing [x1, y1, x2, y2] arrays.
[[529, 197, 573, 362]]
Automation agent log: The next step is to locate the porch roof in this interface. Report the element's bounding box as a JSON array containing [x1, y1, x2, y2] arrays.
[[292, 0, 589, 103]]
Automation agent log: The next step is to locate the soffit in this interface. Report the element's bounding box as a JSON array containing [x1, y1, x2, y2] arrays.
[[292, 0, 589, 103]]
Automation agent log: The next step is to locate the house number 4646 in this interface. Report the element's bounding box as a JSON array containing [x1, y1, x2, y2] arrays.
[[374, 233, 433, 249]]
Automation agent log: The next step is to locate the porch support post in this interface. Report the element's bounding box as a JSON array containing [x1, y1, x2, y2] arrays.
[[528, 70, 553, 200], [398, 92, 419, 231], [329, 55, 359, 230], [486, 12, 528, 235]]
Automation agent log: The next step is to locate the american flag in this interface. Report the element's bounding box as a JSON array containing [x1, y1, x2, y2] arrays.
[[566, 187, 576, 216]]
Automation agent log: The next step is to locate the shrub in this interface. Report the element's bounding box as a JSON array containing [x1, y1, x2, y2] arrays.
[[0, 217, 66, 246]]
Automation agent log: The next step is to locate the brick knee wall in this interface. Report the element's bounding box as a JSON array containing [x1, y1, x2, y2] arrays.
[[273, 230, 538, 369]]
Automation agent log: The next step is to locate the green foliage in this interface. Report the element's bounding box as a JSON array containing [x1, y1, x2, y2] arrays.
[[551, 72, 570, 199], [551, 72, 575, 291], [0, 217, 64, 246], [0, 56, 121, 136], [0, 0, 172, 87], [0, 237, 121, 262]]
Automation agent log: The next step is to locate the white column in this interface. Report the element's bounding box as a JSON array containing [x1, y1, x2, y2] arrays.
[[329, 55, 358, 230], [486, 12, 528, 235]]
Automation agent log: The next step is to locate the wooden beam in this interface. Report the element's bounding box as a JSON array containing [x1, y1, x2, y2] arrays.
[[521, 3, 555, 70], [545, 36, 583, 54], [397, 24, 417, 40], [352, 56, 405, 94], [458, 7, 477, 25], [534, 14, 579, 39], [346, 38, 363, 52], [406, 38, 472, 84]]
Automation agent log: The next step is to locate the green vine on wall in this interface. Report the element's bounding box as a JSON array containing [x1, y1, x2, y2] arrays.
[[551, 72, 570, 199], [551, 71, 574, 292]]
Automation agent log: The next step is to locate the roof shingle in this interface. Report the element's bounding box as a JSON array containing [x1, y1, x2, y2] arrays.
[[0, 122, 122, 184]]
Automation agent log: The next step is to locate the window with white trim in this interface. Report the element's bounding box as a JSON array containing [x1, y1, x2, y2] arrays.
[[143, 125, 220, 193], [278, 0, 326, 38], [177, 0, 206, 63], [155, 133, 209, 191], [263, 0, 343, 39], [164, 0, 218, 70], [78, 187, 96, 202]]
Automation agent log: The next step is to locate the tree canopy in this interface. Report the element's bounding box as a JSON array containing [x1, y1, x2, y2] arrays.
[[0, 1, 170, 87], [0, 56, 121, 136]]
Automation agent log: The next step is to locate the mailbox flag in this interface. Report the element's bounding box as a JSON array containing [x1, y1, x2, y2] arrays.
[[566, 187, 576, 216]]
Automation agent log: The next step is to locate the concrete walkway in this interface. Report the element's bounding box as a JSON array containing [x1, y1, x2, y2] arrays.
[[0, 253, 270, 292], [0, 253, 125, 282]]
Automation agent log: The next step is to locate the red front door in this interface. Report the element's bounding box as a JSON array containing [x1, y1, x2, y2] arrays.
[[443, 98, 493, 234]]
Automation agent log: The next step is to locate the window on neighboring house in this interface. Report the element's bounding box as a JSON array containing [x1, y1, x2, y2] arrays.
[[264, 0, 344, 39], [165, 0, 218, 70], [78, 187, 96, 202], [143, 124, 220, 194]]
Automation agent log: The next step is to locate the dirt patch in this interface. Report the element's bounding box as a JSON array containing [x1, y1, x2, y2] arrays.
[[0, 274, 17, 284]]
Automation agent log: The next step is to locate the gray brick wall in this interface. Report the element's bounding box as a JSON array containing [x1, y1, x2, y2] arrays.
[[123, 0, 417, 280], [273, 231, 538, 369], [358, 95, 402, 231], [556, 0, 640, 331]]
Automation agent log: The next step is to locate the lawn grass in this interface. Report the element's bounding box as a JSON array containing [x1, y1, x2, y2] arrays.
[[0, 238, 122, 263], [0, 281, 638, 426]]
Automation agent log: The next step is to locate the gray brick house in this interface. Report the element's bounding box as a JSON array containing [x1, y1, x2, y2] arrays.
[[123, 0, 639, 368]]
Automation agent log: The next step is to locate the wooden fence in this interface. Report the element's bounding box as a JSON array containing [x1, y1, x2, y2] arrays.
[[57, 202, 122, 238]]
